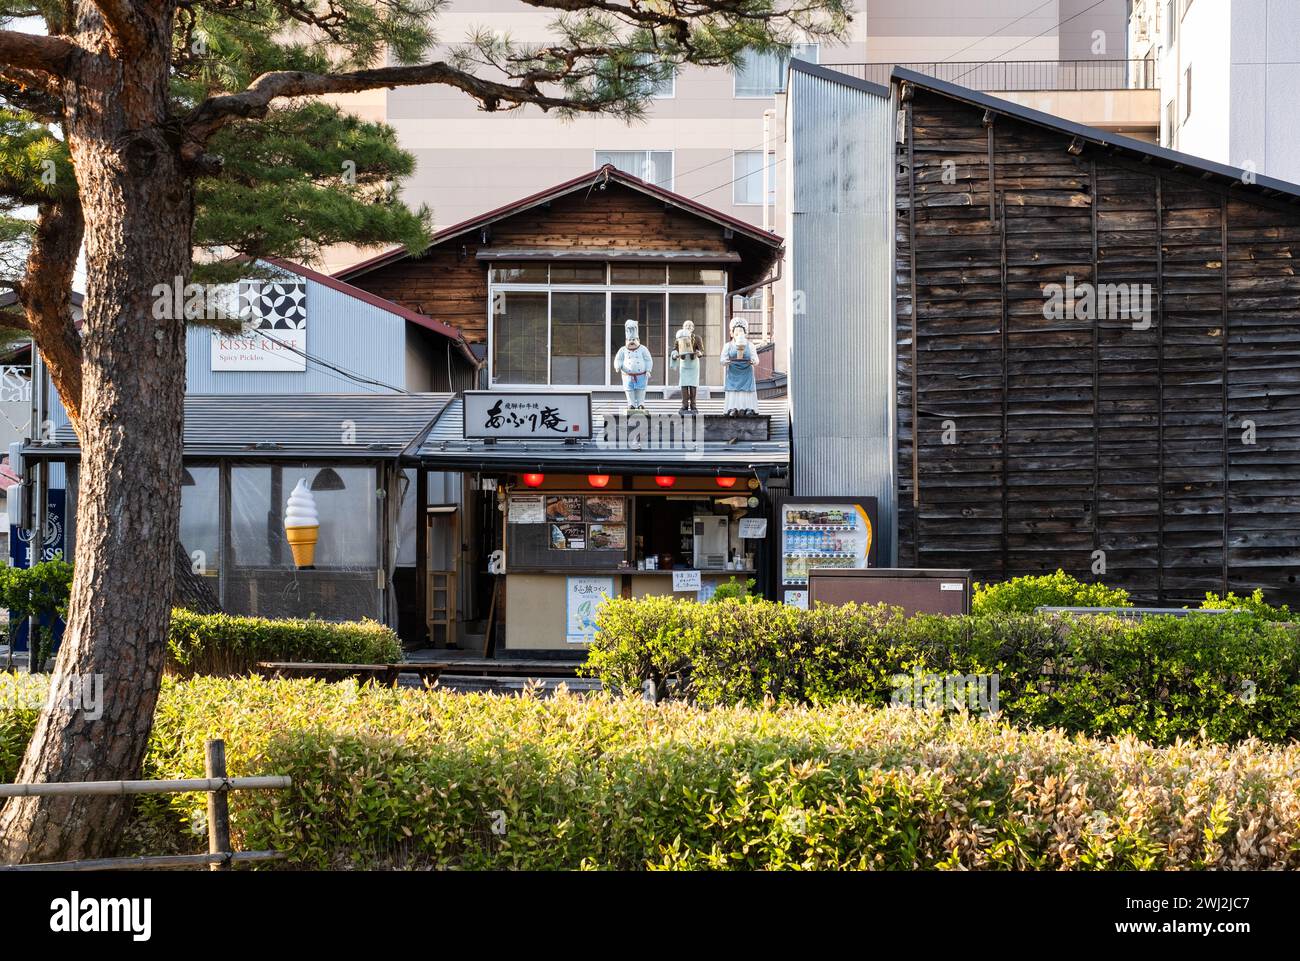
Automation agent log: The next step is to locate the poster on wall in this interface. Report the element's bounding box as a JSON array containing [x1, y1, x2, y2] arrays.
[[8, 488, 67, 652], [566, 576, 615, 644], [584, 496, 625, 523], [545, 496, 584, 523], [210, 279, 307, 372], [587, 523, 626, 551], [550, 523, 586, 550], [508, 494, 545, 524]]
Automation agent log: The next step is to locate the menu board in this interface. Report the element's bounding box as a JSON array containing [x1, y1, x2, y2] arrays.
[[550, 523, 587, 550], [587, 524, 626, 550], [584, 496, 625, 523], [545, 496, 584, 523]]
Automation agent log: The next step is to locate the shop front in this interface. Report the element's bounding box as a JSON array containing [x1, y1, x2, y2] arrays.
[[416, 391, 789, 654]]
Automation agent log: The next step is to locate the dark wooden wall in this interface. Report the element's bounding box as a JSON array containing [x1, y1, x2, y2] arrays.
[[348, 184, 774, 345], [897, 87, 1300, 606]]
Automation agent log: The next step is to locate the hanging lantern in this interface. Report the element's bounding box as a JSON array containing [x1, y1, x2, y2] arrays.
[[521, 473, 545, 488], [587, 474, 611, 488], [715, 476, 738, 489], [654, 475, 676, 488]]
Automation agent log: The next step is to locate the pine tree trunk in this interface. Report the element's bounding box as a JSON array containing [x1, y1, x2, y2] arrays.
[[0, 3, 192, 863]]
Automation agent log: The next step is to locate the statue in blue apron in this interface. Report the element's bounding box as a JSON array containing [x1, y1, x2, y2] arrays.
[[670, 319, 704, 413], [613, 318, 653, 412], [719, 319, 758, 416]]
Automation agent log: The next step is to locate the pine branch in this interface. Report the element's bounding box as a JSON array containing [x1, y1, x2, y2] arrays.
[[181, 59, 629, 158], [0, 29, 78, 77]]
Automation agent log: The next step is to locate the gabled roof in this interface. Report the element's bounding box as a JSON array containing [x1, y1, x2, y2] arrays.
[[890, 66, 1300, 205], [263, 257, 477, 364], [337, 164, 784, 281]]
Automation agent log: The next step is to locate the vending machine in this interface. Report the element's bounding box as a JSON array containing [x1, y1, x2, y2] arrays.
[[777, 496, 878, 608]]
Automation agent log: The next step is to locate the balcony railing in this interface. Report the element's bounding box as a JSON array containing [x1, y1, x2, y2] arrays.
[[828, 59, 1157, 92]]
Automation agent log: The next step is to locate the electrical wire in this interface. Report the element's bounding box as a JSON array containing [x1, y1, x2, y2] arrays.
[[952, 0, 1114, 85]]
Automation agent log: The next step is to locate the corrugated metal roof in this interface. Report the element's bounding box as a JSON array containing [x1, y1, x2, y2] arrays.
[[475, 248, 742, 263], [419, 393, 789, 474], [31, 393, 454, 460]]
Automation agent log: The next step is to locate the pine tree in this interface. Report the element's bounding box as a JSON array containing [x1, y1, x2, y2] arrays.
[[0, 0, 849, 862]]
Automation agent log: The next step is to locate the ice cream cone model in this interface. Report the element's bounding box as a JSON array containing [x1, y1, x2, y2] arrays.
[[284, 477, 320, 569]]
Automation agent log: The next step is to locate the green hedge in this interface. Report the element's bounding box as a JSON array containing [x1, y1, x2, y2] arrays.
[[166, 610, 401, 676], [583, 596, 1300, 743], [4, 674, 1298, 869], [972, 569, 1131, 614]]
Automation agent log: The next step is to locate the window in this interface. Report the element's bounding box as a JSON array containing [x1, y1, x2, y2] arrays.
[[1183, 66, 1192, 121], [550, 292, 607, 385], [636, 53, 675, 98], [1164, 100, 1175, 146], [733, 150, 777, 206], [669, 293, 725, 387], [734, 43, 819, 97], [180, 465, 221, 580], [489, 262, 728, 386], [492, 291, 548, 384], [594, 150, 673, 189], [1166, 0, 1176, 42]]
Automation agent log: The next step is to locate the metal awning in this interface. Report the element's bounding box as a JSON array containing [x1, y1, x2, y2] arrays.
[[475, 248, 742, 263], [25, 392, 454, 461], [418, 393, 789, 475]]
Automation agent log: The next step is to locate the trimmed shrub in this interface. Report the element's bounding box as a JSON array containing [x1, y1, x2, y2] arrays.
[[4, 674, 1298, 870], [972, 569, 1131, 614], [584, 597, 1300, 743], [166, 609, 400, 676], [1200, 589, 1295, 622]]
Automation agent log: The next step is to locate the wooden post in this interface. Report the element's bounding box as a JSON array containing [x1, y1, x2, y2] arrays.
[[205, 739, 232, 871]]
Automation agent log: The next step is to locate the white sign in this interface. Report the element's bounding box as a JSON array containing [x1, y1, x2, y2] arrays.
[[0, 365, 30, 404], [738, 517, 767, 539], [566, 576, 615, 644], [211, 280, 307, 372], [465, 391, 591, 440], [672, 569, 702, 592], [508, 494, 545, 524], [784, 589, 808, 610]]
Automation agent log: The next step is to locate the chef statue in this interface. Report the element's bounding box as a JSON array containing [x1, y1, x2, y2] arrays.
[[719, 317, 759, 416], [670, 319, 705, 413], [613, 318, 653, 413]]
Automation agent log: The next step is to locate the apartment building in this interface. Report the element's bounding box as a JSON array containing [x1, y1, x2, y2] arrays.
[[1130, 0, 1300, 182], [329, 0, 1134, 264]]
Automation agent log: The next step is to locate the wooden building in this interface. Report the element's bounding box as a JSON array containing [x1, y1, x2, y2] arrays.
[[341, 167, 789, 652], [893, 68, 1300, 606]]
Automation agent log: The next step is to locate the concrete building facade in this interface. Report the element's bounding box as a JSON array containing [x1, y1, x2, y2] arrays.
[[1130, 0, 1300, 183]]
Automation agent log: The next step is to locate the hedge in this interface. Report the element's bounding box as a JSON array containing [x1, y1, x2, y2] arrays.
[[4, 674, 1298, 869], [972, 569, 1130, 614], [583, 596, 1300, 744], [166, 610, 400, 676]]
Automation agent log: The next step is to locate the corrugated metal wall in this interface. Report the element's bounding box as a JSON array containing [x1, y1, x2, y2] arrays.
[[186, 275, 412, 394], [786, 66, 899, 563]]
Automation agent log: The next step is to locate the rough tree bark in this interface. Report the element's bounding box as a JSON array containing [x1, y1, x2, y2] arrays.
[[0, 1, 192, 862]]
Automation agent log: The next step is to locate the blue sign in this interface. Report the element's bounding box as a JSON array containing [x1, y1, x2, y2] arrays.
[[8, 487, 67, 652]]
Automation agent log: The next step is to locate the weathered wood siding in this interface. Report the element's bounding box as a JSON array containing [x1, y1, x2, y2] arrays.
[[897, 87, 1300, 605], [349, 184, 769, 345]]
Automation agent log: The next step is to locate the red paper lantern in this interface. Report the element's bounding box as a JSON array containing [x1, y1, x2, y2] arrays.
[[654, 475, 677, 488], [587, 474, 611, 488], [521, 473, 545, 488], [715, 476, 738, 488]]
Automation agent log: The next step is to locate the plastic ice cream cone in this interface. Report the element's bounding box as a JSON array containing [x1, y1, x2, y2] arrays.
[[284, 478, 321, 569], [285, 525, 319, 568]]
